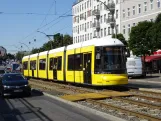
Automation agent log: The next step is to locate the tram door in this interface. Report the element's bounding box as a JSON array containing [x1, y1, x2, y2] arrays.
[[32, 70, 34, 77], [83, 53, 92, 84], [53, 58, 57, 80]]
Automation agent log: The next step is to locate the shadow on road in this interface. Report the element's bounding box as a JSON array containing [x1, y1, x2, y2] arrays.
[[0, 90, 53, 121]]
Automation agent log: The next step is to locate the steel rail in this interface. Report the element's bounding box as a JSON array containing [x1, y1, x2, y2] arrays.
[[87, 99, 161, 121], [113, 97, 161, 109]]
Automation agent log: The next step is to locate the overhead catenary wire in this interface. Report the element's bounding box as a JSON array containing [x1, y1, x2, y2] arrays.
[[38, 0, 57, 29], [19, 8, 72, 43]]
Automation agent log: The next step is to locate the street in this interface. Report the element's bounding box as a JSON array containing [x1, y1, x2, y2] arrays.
[[0, 90, 110, 121], [128, 73, 161, 89]]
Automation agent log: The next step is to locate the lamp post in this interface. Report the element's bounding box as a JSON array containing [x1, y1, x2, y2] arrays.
[[96, 0, 116, 38], [37, 31, 54, 49]]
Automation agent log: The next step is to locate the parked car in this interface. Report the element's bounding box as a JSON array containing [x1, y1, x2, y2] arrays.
[[0, 73, 31, 97], [0, 69, 5, 77], [126, 56, 146, 78]]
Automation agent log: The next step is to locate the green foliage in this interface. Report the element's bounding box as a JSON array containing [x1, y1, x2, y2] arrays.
[[16, 52, 25, 61], [129, 21, 153, 57], [146, 22, 161, 50], [155, 13, 161, 24], [112, 34, 127, 46], [31, 34, 73, 54]]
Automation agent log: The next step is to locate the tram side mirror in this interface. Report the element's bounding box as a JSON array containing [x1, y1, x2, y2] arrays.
[[125, 47, 130, 58]]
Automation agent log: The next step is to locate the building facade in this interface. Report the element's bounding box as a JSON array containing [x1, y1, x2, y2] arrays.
[[72, 0, 120, 44], [0, 46, 7, 57], [72, 0, 161, 43], [120, 0, 161, 40]]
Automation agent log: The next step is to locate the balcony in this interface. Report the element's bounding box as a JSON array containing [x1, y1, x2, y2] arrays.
[[107, 2, 115, 14], [107, 17, 115, 29], [93, 22, 100, 30], [92, 9, 100, 17]]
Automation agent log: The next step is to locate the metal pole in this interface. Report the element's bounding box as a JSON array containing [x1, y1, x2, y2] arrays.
[[37, 31, 53, 49]]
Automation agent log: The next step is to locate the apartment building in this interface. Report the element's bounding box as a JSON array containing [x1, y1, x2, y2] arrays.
[[120, 0, 161, 40], [72, 0, 120, 44], [72, 0, 161, 43]]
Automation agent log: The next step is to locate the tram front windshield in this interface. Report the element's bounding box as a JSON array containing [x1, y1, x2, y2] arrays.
[[95, 46, 126, 74]]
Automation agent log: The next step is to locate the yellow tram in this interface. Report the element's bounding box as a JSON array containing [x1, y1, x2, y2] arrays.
[[22, 37, 128, 86]]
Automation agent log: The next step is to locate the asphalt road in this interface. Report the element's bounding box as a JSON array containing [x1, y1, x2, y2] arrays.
[[0, 91, 110, 121], [128, 74, 161, 89]]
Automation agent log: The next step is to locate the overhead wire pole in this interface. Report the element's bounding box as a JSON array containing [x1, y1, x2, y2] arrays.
[[37, 31, 53, 49], [96, 0, 116, 38]]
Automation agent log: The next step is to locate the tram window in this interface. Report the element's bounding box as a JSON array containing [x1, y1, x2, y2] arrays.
[[49, 58, 54, 70], [39, 59, 46, 70], [57, 57, 62, 70], [23, 62, 28, 70], [30, 61, 36, 70], [75, 54, 83, 70], [68, 55, 74, 70]]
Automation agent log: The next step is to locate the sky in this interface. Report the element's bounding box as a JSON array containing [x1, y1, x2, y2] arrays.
[[0, 0, 75, 54]]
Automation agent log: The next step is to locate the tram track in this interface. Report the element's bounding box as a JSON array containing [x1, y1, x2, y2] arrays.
[[29, 79, 161, 121]]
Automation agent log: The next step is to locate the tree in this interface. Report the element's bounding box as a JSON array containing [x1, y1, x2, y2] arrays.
[[63, 34, 73, 46], [146, 22, 161, 50], [15, 52, 25, 61], [155, 13, 161, 24], [128, 21, 153, 61], [112, 33, 127, 46]]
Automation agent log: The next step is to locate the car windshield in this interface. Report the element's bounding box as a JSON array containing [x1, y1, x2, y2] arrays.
[[0, 70, 5, 74], [3, 74, 25, 81]]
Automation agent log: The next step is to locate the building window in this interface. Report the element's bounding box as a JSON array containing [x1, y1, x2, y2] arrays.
[[116, 25, 119, 34], [82, 4, 84, 10], [100, 16, 102, 23], [97, 4, 99, 10], [108, 27, 110, 35], [80, 5, 81, 12], [85, 2, 86, 9], [138, 4, 141, 14], [100, 3, 103, 10], [101, 29, 103, 37], [104, 14, 106, 22], [88, 33, 89, 40], [94, 30, 97, 37], [104, 1, 106, 10], [128, 8, 130, 16], [133, 23, 135, 26], [104, 28, 106, 36], [128, 24, 131, 34], [150, 0, 153, 9], [87, 1, 89, 8], [116, 0, 118, 4], [157, 0, 160, 8], [116, 10, 118, 19], [90, 21, 92, 28], [87, 22, 89, 29], [144, 2, 147, 12], [123, 25, 125, 34], [123, 9, 125, 18], [90, 33, 92, 39], [39, 59, 46, 70], [90, 0, 91, 7]]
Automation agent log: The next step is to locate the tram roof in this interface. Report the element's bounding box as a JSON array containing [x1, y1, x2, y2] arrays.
[[22, 56, 29, 60], [39, 51, 48, 56], [49, 47, 65, 54], [66, 36, 124, 50], [29, 53, 39, 58]]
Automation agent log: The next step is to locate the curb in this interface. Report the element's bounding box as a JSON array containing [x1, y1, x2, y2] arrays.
[[33, 89, 126, 121], [129, 79, 161, 84], [138, 88, 161, 93]]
